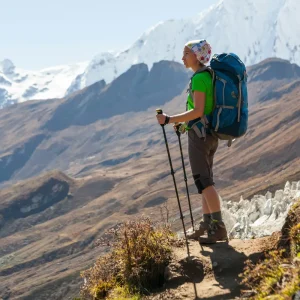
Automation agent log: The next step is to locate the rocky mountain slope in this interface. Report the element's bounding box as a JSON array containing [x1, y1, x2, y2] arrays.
[[0, 58, 299, 198], [0, 57, 299, 299], [0, 60, 190, 187]]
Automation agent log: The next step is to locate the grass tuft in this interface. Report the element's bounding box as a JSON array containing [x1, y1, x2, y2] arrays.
[[240, 198, 300, 299], [79, 217, 176, 299]]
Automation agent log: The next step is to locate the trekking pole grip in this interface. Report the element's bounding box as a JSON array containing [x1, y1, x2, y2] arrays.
[[174, 123, 181, 137], [156, 108, 164, 127]]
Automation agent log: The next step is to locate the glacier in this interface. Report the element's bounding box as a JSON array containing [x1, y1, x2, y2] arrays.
[[183, 181, 300, 240], [221, 180, 300, 239]]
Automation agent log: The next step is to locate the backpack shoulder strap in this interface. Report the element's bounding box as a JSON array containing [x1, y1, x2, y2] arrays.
[[193, 65, 209, 77], [204, 66, 214, 78]]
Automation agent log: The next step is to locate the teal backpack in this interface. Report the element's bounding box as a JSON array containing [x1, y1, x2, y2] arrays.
[[187, 53, 248, 147]]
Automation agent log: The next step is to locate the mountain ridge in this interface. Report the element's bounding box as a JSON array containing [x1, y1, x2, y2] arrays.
[[1, 0, 299, 106]]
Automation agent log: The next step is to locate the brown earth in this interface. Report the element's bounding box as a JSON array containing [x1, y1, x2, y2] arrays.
[[146, 199, 300, 300], [145, 236, 278, 300], [0, 58, 299, 299]]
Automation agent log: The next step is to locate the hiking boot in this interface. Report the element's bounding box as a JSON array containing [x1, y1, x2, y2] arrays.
[[199, 221, 228, 244], [187, 221, 211, 240]]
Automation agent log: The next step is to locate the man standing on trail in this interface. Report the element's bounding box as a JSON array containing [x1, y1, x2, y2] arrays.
[[156, 39, 228, 243]]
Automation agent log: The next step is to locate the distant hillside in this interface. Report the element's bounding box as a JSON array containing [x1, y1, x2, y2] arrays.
[[0, 57, 299, 299], [0, 60, 190, 187]]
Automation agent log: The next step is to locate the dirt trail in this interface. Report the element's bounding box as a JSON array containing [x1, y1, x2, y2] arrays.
[[148, 236, 275, 300]]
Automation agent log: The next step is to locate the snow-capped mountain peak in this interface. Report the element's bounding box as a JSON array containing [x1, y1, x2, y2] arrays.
[[67, 0, 300, 94], [0, 59, 15, 76], [0, 60, 88, 108], [1, 0, 299, 107]]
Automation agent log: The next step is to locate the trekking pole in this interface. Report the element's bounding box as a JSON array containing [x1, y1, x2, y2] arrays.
[[174, 124, 195, 231], [156, 108, 190, 259]]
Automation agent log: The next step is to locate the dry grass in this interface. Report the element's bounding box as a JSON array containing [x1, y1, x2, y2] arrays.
[[240, 199, 300, 299], [78, 217, 177, 300]]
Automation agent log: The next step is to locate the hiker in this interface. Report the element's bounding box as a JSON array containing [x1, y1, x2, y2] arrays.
[[156, 39, 228, 243]]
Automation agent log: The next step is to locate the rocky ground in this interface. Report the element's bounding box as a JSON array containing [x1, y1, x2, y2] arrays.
[[144, 235, 276, 300]]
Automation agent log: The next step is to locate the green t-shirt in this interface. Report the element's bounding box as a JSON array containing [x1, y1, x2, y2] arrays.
[[186, 71, 213, 115]]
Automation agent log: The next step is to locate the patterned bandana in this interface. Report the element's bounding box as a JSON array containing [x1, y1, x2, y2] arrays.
[[185, 39, 212, 64]]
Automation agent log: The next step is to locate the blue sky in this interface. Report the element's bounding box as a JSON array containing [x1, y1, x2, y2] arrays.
[[1, 0, 218, 69]]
